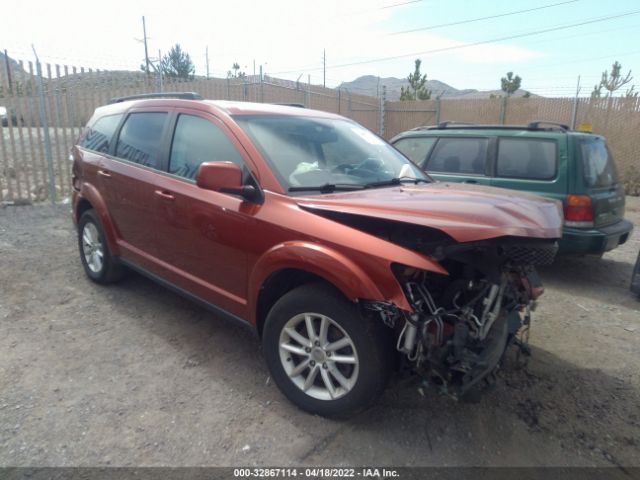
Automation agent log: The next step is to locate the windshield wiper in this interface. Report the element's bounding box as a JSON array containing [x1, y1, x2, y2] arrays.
[[288, 183, 366, 193], [363, 177, 430, 189]]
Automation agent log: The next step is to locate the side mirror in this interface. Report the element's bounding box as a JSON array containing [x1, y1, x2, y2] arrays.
[[196, 161, 260, 202]]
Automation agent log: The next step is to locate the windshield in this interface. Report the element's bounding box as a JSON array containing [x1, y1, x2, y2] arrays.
[[235, 115, 428, 192]]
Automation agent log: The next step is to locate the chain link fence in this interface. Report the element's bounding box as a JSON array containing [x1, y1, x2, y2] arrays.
[[1, 56, 639, 204]]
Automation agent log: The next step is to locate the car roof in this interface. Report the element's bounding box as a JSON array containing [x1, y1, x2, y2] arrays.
[[92, 98, 344, 121]]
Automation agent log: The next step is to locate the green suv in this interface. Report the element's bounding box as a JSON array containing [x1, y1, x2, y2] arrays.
[[390, 121, 633, 255]]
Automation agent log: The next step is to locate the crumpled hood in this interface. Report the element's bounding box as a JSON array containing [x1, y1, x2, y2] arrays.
[[296, 182, 563, 243]]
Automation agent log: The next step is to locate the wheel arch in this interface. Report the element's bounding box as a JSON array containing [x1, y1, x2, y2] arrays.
[[76, 185, 120, 256], [255, 268, 348, 338], [250, 241, 389, 337]]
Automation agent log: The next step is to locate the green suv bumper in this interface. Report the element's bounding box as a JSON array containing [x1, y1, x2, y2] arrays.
[[559, 219, 633, 255]]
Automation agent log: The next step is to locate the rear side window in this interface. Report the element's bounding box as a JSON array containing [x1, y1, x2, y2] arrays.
[[426, 137, 488, 175], [116, 112, 168, 169], [394, 137, 436, 166], [80, 114, 123, 153], [496, 138, 557, 180], [581, 136, 618, 187], [169, 114, 245, 180]]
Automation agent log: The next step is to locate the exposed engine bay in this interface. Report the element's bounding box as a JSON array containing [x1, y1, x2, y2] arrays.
[[302, 201, 560, 398], [365, 237, 555, 398]]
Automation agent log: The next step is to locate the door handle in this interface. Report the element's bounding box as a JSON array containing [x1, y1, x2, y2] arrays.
[[154, 190, 175, 201], [98, 170, 111, 178]]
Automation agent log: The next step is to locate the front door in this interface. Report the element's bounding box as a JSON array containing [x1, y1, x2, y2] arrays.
[[151, 111, 260, 318]]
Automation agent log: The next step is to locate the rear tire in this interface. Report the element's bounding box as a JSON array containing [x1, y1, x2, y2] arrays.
[[262, 283, 393, 418], [78, 209, 124, 284]]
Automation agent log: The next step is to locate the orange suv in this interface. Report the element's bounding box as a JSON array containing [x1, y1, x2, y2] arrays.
[[71, 93, 563, 417]]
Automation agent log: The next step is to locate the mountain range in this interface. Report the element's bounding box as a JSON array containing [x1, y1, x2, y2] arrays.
[[337, 75, 534, 100]]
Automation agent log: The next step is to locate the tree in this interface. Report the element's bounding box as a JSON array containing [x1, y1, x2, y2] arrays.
[[500, 71, 521, 96], [160, 44, 195, 80], [593, 61, 633, 98], [227, 62, 246, 79], [400, 59, 431, 101], [522, 90, 531, 98]]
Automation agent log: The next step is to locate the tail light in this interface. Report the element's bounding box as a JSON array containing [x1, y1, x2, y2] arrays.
[[564, 194, 594, 228]]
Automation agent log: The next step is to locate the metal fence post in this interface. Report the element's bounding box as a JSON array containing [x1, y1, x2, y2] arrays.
[[500, 96, 507, 124], [571, 75, 581, 129], [260, 66, 264, 103], [33, 53, 56, 204], [379, 85, 386, 137]]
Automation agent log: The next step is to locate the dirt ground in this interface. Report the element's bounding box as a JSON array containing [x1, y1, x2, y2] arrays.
[[0, 198, 639, 468]]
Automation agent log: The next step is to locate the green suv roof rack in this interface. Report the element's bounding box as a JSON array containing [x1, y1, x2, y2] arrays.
[[108, 92, 203, 104], [413, 120, 572, 132]]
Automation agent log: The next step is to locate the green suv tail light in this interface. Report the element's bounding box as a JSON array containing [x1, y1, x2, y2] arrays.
[[564, 194, 594, 228]]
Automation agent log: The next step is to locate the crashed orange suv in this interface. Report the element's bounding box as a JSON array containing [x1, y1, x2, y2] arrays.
[[71, 93, 563, 417]]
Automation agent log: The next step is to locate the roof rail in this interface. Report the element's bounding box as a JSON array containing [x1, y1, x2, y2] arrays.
[[410, 121, 476, 131], [107, 92, 203, 104], [436, 121, 477, 129], [274, 103, 306, 108], [527, 121, 569, 131]]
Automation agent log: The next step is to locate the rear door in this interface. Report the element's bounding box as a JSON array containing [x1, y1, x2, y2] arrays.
[[423, 136, 492, 185], [103, 109, 171, 260], [578, 135, 625, 227], [489, 136, 567, 204]]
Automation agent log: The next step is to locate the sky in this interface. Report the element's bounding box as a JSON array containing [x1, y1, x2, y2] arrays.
[[2, 0, 640, 97]]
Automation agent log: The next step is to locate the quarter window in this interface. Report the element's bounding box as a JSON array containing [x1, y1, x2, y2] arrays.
[[426, 137, 488, 175], [169, 114, 244, 180], [497, 138, 557, 180], [393, 137, 437, 166], [80, 114, 123, 153], [115, 112, 168, 169], [580, 136, 618, 188]]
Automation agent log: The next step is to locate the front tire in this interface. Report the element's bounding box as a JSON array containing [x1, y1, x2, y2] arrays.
[[78, 209, 124, 284], [262, 283, 393, 418]]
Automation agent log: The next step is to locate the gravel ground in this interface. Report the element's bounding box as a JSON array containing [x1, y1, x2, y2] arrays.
[[0, 198, 639, 467]]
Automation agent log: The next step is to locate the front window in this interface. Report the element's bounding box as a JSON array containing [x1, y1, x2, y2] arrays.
[[235, 115, 427, 192]]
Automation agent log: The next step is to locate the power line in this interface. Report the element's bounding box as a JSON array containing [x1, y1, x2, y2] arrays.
[[517, 49, 640, 72], [389, 0, 579, 35], [381, 0, 424, 9], [270, 9, 640, 75], [338, 0, 425, 17]]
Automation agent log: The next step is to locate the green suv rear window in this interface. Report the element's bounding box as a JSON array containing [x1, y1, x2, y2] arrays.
[[580, 136, 618, 188], [427, 137, 488, 175]]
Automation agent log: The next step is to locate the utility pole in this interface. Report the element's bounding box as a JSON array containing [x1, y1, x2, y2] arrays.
[[322, 49, 326, 88], [205, 46, 210, 79], [142, 16, 150, 77]]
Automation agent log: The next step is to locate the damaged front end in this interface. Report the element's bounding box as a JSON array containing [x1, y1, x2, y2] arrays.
[[365, 238, 556, 399]]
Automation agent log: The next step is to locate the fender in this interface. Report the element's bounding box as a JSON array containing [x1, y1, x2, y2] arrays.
[[248, 241, 411, 324], [78, 183, 121, 257]]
